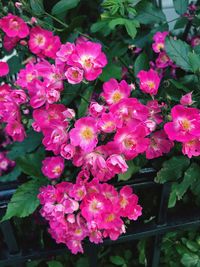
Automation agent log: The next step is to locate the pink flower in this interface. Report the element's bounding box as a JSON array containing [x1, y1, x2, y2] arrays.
[[182, 138, 200, 158], [5, 120, 26, 142], [42, 156, 65, 179], [10, 90, 27, 105], [65, 67, 84, 84], [3, 35, 19, 51], [88, 102, 105, 118], [191, 36, 200, 47], [119, 186, 142, 220], [60, 143, 75, 160], [0, 13, 29, 38], [106, 154, 128, 174], [152, 31, 168, 53], [101, 78, 131, 105], [180, 92, 193, 106], [114, 124, 149, 160], [56, 43, 75, 62], [137, 69, 161, 95], [155, 52, 172, 69], [69, 117, 98, 152], [146, 130, 174, 159], [16, 62, 38, 88], [0, 62, 9, 76], [164, 105, 200, 142], [68, 40, 107, 81], [98, 112, 117, 133]]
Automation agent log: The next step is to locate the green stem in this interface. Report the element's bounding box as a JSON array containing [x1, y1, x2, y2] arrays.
[[44, 11, 69, 28]]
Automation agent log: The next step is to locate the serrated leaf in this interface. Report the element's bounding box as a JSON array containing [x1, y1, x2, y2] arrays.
[[1, 179, 46, 221], [52, 0, 80, 15], [155, 156, 190, 184], [173, 0, 189, 15], [165, 37, 192, 72], [8, 130, 42, 160], [16, 149, 45, 179], [0, 166, 21, 183], [135, 2, 166, 24], [134, 52, 149, 76], [110, 255, 125, 266], [30, 0, 44, 15], [188, 52, 200, 73]]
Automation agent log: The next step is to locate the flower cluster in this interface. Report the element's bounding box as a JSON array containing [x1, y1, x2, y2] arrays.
[[0, 84, 27, 141], [38, 179, 142, 254]]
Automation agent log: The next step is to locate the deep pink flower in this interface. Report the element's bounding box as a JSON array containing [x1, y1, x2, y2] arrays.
[[155, 52, 172, 69], [106, 154, 128, 174], [137, 69, 161, 95], [164, 105, 200, 142], [101, 78, 131, 105], [98, 112, 117, 133], [60, 143, 75, 160], [42, 156, 65, 179], [191, 36, 200, 47], [114, 124, 149, 160], [68, 40, 107, 81], [65, 67, 84, 84], [0, 13, 29, 38], [56, 43, 75, 62], [5, 120, 26, 142], [88, 102, 105, 118], [146, 130, 174, 159], [10, 90, 27, 105], [152, 31, 168, 53], [182, 138, 200, 158], [16, 62, 38, 88], [3, 35, 19, 51], [69, 117, 98, 152], [180, 92, 193, 106], [0, 62, 9, 76]]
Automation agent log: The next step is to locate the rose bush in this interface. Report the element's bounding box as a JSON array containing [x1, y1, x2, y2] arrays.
[[0, 0, 200, 258]]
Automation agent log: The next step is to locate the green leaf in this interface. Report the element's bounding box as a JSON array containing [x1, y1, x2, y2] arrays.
[[155, 156, 190, 184], [124, 20, 139, 39], [16, 149, 45, 179], [165, 37, 192, 72], [137, 239, 147, 266], [7, 56, 22, 76], [134, 52, 149, 76], [91, 21, 109, 33], [52, 0, 80, 15], [47, 261, 64, 267], [169, 79, 189, 93], [8, 130, 42, 160], [173, 0, 189, 15], [168, 183, 179, 208], [110, 255, 125, 266], [1, 179, 46, 221], [188, 52, 200, 73], [76, 257, 89, 267], [135, 2, 166, 24], [186, 240, 199, 253], [176, 163, 200, 200], [118, 160, 140, 181], [78, 87, 93, 118], [99, 63, 121, 82], [181, 253, 200, 267], [109, 18, 126, 30], [30, 0, 44, 15], [0, 166, 21, 183]]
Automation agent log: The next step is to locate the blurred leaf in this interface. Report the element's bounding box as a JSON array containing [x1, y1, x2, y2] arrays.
[[181, 253, 200, 267], [118, 160, 140, 181], [62, 84, 81, 105], [0, 166, 21, 183], [78, 86, 93, 118], [110, 255, 125, 266], [135, 2, 166, 24], [52, 0, 80, 15], [173, 0, 189, 15], [134, 52, 149, 76], [174, 17, 188, 29], [186, 240, 199, 253], [165, 37, 192, 72], [1, 178, 46, 221], [91, 21, 110, 33], [8, 130, 42, 160], [47, 261, 64, 267], [30, 0, 44, 15], [155, 156, 190, 184], [7, 56, 22, 76], [137, 239, 147, 266], [124, 20, 139, 39], [99, 63, 121, 82], [76, 257, 89, 267]]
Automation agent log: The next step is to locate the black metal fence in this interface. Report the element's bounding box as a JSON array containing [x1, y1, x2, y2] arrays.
[[0, 170, 200, 267]]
